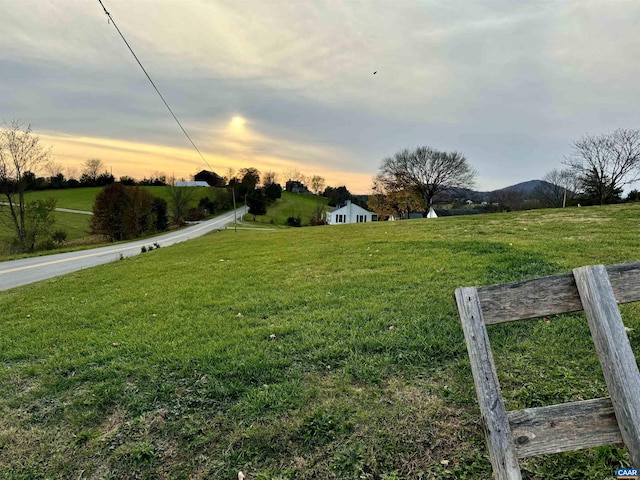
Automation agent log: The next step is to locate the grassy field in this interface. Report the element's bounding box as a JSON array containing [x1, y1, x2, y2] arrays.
[[0, 187, 220, 257], [22, 185, 215, 211], [1, 204, 639, 479], [245, 191, 328, 226]]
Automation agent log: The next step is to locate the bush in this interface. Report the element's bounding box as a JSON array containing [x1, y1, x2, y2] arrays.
[[51, 229, 68, 244], [286, 216, 302, 227], [185, 208, 205, 222]]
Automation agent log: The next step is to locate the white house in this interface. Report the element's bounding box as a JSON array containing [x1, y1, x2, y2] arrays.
[[326, 200, 377, 225]]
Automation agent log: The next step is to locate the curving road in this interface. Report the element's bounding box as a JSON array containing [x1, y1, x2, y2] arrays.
[[0, 206, 246, 291]]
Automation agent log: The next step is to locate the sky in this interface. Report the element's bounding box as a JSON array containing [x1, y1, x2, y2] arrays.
[[1, 0, 639, 194]]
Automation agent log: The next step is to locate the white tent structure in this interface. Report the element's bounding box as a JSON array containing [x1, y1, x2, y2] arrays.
[[426, 207, 438, 218]]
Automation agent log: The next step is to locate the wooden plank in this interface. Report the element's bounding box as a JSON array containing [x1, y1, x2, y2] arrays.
[[507, 397, 623, 458], [477, 262, 640, 325], [573, 265, 640, 465], [455, 287, 522, 480]]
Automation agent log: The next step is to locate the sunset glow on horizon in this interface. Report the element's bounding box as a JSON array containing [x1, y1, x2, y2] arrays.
[[38, 130, 374, 192], [2, 0, 638, 194]]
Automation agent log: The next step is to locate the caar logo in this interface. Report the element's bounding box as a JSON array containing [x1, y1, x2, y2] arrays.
[[617, 468, 639, 479]]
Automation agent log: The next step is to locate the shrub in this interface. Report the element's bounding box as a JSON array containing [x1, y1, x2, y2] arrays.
[[51, 229, 68, 244], [286, 216, 302, 227]]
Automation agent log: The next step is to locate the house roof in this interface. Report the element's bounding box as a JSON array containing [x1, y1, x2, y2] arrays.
[[176, 181, 209, 187], [330, 201, 374, 215]]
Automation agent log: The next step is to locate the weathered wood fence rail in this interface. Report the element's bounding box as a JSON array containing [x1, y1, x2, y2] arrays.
[[455, 262, 640, 480]]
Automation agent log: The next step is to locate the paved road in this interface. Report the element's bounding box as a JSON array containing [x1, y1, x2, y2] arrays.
[[0, 207, 247, 291]]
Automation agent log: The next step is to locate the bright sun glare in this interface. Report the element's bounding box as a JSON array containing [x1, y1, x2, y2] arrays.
[[230, 116, 246, 129]]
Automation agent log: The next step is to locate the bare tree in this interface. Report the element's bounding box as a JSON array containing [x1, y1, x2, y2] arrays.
[[45, 161, 64, 178], [167, 185, 194, 225], [225, 167, 237, 185], [378, 146, 475, 214], [263, 171, 277, 186], [282, 168, 307, 184], [536, 168, 580, 208], [66, 166, 79, 181], [564, 128, 640, 205], [310, 175, 326, 194], [0, 121, 51, 249], [82, 158, 104, 184]]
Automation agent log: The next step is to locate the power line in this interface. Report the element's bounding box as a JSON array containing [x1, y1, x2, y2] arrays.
[[97, 0, 214, 172]]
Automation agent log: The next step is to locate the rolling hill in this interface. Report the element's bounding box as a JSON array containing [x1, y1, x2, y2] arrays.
[[1, 203, 639, 477]]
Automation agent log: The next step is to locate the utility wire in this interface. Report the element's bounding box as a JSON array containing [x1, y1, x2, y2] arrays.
[[97, 0, 214, 172]]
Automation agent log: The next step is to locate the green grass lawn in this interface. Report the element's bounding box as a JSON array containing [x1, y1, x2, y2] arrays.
[[245, 191, 328, 226], [24, 187, 103, 211], [1, 186, 217, 258], [1, 204, 639, 478]]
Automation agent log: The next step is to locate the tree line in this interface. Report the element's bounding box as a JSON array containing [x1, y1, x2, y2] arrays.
[[367, 128, 640, 219]]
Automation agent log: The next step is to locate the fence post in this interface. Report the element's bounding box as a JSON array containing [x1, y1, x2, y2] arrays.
[[573, 265, 640, 465]]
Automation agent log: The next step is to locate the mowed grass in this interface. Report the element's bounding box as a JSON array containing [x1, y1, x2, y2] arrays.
[[24, 187, 104, 211], [245, 191, 328, 226], [0, 204, 639, 479], [23, 186, 200, 212], [0, 187, 208, 257]]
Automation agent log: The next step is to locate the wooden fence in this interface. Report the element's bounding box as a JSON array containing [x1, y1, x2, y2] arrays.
[[455, 262, 640, 479]]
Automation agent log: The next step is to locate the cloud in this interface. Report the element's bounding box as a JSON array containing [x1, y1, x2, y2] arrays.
[[2, 0, 639, 193]]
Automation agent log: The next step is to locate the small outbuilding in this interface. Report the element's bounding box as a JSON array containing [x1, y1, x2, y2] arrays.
[[325, 200, 377, 225]]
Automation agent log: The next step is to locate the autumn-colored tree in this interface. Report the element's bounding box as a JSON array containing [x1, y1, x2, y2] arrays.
[[92, 184, 166, 241]]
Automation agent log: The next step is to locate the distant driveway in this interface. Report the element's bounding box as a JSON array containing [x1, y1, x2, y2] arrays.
[[1, 202, 93, 215], [0, 207, 246, 291]]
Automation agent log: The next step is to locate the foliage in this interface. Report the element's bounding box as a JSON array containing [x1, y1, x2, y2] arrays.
[[323, 185, 352, 207], [90, 183, 130, 241], [120, 176, 137, 186], [565, 128, 640, 205], [310, 175, 326, 194], [82, 158, 104, 182], [264, 182, 283, 202], [240, 167, 261, 191], [627, 189, 640, 202], [91, 184, 166, 241], [23, 197, 57, 252], [286, 215, 302, 227], [1, 204, 639, 478], [369, 176, 422, 219], [79, 159, 114, 187], [247, 190, 267, 220], [151, 197, 168, 231], [139, 173, 168, 186], [0, 121, 51, 251], [377, 146, 476, 213], [167, 185, 195, 225], [263, 171, 277, 186], [51, 229, 68, 245], [309, 204, 326, 226], [248, 191, 328, 227], [579, 167, 624, 205]]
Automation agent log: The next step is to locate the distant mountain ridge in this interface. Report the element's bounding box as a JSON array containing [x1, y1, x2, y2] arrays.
[[448, 179, 552, 203]]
